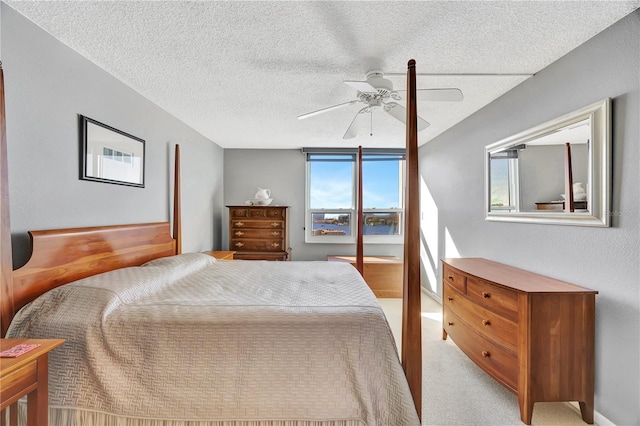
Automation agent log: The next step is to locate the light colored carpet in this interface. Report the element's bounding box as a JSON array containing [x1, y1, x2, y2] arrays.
[[378, 293, 592, 426]]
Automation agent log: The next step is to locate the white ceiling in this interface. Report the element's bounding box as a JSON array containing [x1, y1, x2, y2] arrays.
[[6, 1, 639, 149]]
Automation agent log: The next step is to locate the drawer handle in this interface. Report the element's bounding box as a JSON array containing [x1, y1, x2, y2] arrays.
[[235, 242, 244, 248], [482, 292, 491, 299], [235, 221, 244, 227], [482, 319, 491, 326], [271, 242, 280, 248], [447, 296, 454, 302], [271, 222, 280, 227], [482, 351, 491, 358], [270, 231, 280, 236], [448, 275, 454, 280], [448, 321, 454, 326], [235, 231, 244, 236]]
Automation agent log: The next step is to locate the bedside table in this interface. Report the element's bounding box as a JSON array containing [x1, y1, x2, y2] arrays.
[[1, 338, 64, 425], [203, 251, 236, 260]]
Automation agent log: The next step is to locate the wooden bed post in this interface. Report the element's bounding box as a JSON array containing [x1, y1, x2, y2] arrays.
[[564, 142, 575, 213], [173, 144, 182, 254], [356, 145, 364, 275], [0, 61, 15, 338], [402, 59, 422, 419]]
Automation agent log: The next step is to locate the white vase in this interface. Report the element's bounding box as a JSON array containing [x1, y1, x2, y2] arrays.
[[255, 188, 271, 199]]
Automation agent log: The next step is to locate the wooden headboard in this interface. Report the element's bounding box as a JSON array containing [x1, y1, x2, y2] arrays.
[[11, 223, 176, 319]]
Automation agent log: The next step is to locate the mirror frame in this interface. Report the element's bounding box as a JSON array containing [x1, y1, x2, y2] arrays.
[[485, 98, 611, 227]]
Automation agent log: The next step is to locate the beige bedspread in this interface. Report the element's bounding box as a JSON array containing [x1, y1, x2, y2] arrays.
[[7, 253, 419, 426]]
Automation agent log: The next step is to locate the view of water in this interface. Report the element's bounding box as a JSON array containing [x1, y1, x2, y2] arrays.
[[312, 223, 399, 236]]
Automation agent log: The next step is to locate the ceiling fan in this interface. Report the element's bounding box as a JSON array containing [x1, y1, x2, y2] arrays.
[[297, 70, 463, 139]]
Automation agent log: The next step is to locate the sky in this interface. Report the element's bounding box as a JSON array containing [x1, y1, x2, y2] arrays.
[[490, 158, 510, 206], [309, 157, 401, 209]]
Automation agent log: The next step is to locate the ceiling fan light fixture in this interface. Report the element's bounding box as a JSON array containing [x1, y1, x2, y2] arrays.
[[364, 70, 393, 93], [298, 69, 457, 137]]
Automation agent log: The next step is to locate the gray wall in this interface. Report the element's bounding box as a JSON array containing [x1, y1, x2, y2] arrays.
[[519, 144, 588, 210], [223, 149, 403, 260], [2, 4, 224, 266], [420, 10, 639, 425]]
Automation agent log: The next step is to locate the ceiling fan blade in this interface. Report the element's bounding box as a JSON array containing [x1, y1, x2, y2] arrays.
[[343, 107, 368, 139], [297, 100, 358, 120], [344, 80, 378, 93], [384, 102, 430, 130], [396, 88, 463, 102]]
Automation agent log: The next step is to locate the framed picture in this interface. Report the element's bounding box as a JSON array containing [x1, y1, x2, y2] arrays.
[[80, 115, 145, 187]]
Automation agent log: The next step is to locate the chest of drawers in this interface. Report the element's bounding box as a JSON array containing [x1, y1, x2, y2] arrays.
[[227, 206, 290, 261], [441, 258, 596, 425]]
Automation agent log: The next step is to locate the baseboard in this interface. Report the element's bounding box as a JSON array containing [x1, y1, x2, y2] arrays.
[[421, 286, 442, 304], [567, 402, 616, 426]]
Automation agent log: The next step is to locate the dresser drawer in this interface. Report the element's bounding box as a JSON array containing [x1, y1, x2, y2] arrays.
[[235, 251, 288, 261], [248, 209, 267, 218], [231, 229, 284, 239], [0, 360, 37, 404], [230, 208, 285, 219], [229, 208, 250, 218], [266, 208, 285, 218], [231, 220, 284, 229], [443, 264, 467, 293], [444, 309, 518, 391], [467, 278, 519, 322], [231, 239, 285, 252], [444, 283, 517, 352]]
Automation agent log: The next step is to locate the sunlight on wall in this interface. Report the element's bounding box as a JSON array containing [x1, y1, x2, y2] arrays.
[[444, 227, 460, 258], [420, 176, 438, 293]]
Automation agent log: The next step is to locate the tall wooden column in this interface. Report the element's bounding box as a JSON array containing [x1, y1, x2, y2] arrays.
[[564, 142, 575, 212], [0, 62, 15, 337], [173, 144, 182, 254], [402, 59, 422, 419], [356, 146, 364, 275]]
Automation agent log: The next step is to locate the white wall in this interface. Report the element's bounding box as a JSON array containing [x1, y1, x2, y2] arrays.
[[419, 10, 639, 425], [2, 4, 225, 265]]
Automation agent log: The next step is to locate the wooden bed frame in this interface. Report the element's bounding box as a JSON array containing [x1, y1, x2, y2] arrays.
[[0, 60, 422, 419]]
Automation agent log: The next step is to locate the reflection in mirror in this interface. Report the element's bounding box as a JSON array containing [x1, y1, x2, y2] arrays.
[[485, 99, 610, 227]]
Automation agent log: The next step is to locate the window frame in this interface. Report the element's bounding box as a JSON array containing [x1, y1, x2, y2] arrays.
[[304, 149, 405, 244], [489, 155, 520, 212]]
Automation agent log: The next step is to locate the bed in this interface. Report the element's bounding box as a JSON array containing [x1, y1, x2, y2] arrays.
[[0, 60, 423, 425]]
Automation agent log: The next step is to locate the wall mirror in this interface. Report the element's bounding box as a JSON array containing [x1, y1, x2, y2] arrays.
[[485, 98, 610, 226]]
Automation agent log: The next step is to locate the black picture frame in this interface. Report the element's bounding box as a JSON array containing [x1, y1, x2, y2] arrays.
[[80, 115, 145, 188]]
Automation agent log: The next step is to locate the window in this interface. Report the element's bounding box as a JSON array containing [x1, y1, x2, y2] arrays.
[[305, 148, 405, 243], [489, 150, 519, 212]]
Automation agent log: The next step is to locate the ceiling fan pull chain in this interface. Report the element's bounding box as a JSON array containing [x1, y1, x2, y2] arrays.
[[370, 111, 373, 136]]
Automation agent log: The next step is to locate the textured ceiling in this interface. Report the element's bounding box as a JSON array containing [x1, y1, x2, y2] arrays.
[[5, 1, 640, 149]]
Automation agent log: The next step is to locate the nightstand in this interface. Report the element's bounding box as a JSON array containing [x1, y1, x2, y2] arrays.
[[1, 338, 65, 425], [203, 251, 236, 260]]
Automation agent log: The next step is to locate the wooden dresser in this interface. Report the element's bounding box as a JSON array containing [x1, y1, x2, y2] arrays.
[[441, 258, 597, 425], [227, 206, 290, 261]]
